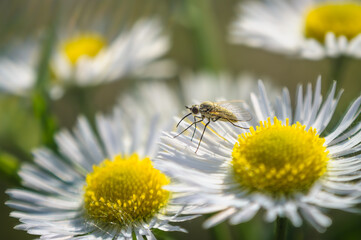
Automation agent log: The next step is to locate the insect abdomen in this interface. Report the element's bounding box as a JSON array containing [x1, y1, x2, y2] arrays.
[[213, 105, 238, 122]]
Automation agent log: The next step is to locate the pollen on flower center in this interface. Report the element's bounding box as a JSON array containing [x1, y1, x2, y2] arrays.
[[304, 2, 361, 43], [63, 33, 106, 65], [232, 117, 329, 195], [83, 153, 170, 226]]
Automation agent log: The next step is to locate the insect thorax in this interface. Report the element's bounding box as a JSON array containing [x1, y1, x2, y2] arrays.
[[201, 102, 238, 122], [199, 101, 214, 112]]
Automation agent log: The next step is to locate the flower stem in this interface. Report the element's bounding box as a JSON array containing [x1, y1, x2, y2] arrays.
[[274, 217, 288, 240], [32, 1, 59, 150], [210, 222, 233, 240], [185, 0, 225, 73], [0, 151, 20, 184], [329, 56, 349, 87]]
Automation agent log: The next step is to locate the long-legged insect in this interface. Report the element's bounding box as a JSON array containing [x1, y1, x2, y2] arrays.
[[174, 101, 252, 153]]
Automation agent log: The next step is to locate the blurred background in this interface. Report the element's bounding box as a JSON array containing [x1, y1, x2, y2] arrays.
[[0, 0, 360, 239]]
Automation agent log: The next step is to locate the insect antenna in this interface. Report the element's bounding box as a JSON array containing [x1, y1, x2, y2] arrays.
[[176, 112, 192, 128]]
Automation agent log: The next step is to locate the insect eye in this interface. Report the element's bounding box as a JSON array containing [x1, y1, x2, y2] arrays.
[[192, 107, 199, 114]]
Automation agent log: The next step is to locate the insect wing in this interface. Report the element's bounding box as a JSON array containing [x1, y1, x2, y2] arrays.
[[215, 100, 252, 122]]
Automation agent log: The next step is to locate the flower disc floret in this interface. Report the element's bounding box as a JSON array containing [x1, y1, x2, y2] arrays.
[[304, 2, 361, 43], [63, 33, 106, 65], [83, 153, 170, 226], [232, 117, 329, 196]]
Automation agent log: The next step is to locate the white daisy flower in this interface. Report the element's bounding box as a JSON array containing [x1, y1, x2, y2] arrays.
[[157, 77, 361, 232], [52, 18, 170, 86], [0, 18, 169, 98], [230, 0, 361, 59], [0, 40, 38, 96], [6, 104, 197, 239]]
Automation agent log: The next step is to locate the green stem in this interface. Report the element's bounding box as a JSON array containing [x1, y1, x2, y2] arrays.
[[329, 56, 349, 87], [185, 0, 225, 73], [32, 93, 57, 149], [274, 217, 288, 240], [32, 1, 59, 150], [210, 222, 233, 240], [74, 86, 94, 120], [0, 151, 21, 185]]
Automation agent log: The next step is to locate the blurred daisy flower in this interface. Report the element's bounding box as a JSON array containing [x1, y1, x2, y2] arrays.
[[179, 71, 279, 103], [119, 71, 279, 117], [157, 77, 361, 232], [6, 103, 196, 239], [230, 0, 361, 59], [52, 18, 170, 87], [0, 18, 170, 98], [0, 40, 38, 96], [119, 81, 182, 121]]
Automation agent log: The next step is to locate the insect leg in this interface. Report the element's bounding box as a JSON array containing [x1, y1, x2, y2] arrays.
[[176, 112, 192, 128], [191, 116, 203, 142], [225, 119, 250, 129], [211, 117, 221, 122], [195, 120, 210, 153], [174, 119, 204, 138]]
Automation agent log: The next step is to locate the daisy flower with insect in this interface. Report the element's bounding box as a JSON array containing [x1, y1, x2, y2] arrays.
[[230, 0, 361, 59], [6, 101, 197, 239], [157, 77, 361, 233]]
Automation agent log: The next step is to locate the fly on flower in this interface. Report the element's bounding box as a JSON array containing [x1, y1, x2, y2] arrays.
[[175, 100, 252, 153]]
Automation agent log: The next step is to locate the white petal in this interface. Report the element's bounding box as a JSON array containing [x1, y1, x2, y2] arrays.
[[229, 203, 260, 224], [203, 208, 238, 228]]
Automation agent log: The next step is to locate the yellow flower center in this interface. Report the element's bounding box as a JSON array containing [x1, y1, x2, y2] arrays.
[[83, 153, 170, 226], [63, 33, 106, 65], [304, 2, 361, 43], [232, 117, 329, 196]]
